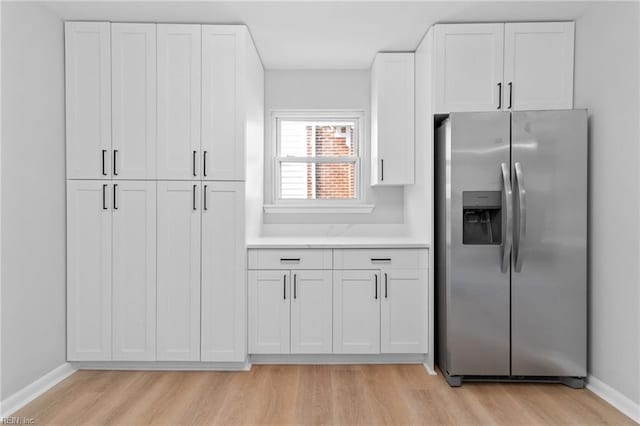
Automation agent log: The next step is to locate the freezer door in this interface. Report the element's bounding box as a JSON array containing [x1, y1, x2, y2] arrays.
[[511, 110, 587, 377], [446, 112, 511, 376]]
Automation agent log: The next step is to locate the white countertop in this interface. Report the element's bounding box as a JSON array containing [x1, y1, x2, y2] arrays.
[[246, 238, 430, 249]]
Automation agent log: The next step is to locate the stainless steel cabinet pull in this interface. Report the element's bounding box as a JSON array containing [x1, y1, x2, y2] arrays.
[[371, 258, 391, 263], [381, 159, 384, 181], [508, 82, 513, 109], [102, 149, 107, 176], [203, 185, 208, 211], [192, 151, 197, 177], [500, 163, 513, 273], [102, 184, 108, 210], [192, 185, 197, 210], [293, 274, 297, 299], [497, 83, 502, 109], [280, 258, 301, 263], [113, 150, 118, 176], [374, 274, 378, 300], [113, 184, 118, 210], [283, 274, 287, 300], [384, 273, 388, 298], [203, 151, 208, 177], [514, 162, 527, 272]]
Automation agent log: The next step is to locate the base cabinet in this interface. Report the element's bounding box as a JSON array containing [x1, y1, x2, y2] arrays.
[[248, 249, 429, 356]]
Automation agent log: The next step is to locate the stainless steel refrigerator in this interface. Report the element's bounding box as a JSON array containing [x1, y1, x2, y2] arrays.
[[435, 110, 587, 388]]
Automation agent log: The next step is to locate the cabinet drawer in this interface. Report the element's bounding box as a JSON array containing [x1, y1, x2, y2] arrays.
[[333, 249, 428, 270], [248, 249, 332, 270]]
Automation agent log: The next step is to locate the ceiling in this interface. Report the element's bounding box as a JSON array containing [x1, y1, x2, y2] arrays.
[[36, 1, 596, 69]]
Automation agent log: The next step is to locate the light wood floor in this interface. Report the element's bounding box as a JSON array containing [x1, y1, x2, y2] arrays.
[[13, 365, 634, 425]]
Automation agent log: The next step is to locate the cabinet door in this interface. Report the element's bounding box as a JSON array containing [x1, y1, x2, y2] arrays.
[[67, 181, 112, 361], [201, 182, 246, 361], [249, 270, 290, 354], [65, 22, 111, 179], [112, 181, 156, 360], [111, 23, 157, 179], [371, 53, 415, 186], [504, 22, 574, 111], [291, 270, 332, 354], [157, 24, 201, 179], [202, 26, 244, 181], [157, 181, 201, 361], [333, 270, 380, 354], [380, 269, 428, 353], [434, 24, 505, 113]]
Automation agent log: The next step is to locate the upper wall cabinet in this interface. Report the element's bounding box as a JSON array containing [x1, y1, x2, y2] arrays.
[[503, 22, 575, 111], [157, 24, 202, 180], [434, 24, 505, 113], [433, 22, 574, 113], [111, 23, 157, 180], [65, 22, 111, 179], [370, 53, 415, 186]]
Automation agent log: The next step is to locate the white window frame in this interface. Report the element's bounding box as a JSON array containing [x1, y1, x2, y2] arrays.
[[265, 110, 373, 214]]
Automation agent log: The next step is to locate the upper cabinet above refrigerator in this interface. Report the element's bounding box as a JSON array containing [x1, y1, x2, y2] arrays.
[[433, 22, 574, 113]]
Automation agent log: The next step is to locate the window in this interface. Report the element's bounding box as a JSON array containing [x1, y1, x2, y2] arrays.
[[272, 111, 365, 207]]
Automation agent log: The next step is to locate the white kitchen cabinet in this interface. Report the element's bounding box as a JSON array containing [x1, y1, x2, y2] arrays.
[[290, 270, 332, 354], [434, 23, 505, 113], [202, 26, 242, 181], [333, 270, 380, 354], [67, 181, 112, 361], [201, 182, 246, 361], [503, 22, 574, 111], [249, 270, 291, 354], [156, 181, 201, 361], [370, 52, 415, 186], [65, 22, 111, 179], [111, 23, 157, 180], [380, 269, 428, 353], [157, 24, 202, 180], [111, 181, 157, 361]]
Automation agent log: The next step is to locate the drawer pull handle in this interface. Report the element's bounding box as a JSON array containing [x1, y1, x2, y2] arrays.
[[371, 258, 391, 263], [280, 258, 301, 263]]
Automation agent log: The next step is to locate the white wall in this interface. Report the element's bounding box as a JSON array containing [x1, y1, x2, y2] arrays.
[[261, 70, 408, 238], [574, 2, 640, 405], [1, 2, 66, 398]]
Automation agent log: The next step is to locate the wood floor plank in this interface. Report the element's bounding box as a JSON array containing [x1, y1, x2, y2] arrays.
[[11, 365, 635, 426]]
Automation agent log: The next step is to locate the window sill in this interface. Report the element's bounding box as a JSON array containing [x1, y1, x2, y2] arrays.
[[263, 204, 375, 214]]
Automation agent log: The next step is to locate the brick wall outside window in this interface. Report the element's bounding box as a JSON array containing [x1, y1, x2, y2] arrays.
[[305, 126, 355, 199]]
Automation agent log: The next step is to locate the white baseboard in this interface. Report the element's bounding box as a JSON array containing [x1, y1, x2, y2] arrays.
[[250, 353, 427, 364], [0, 363, 77, 418], [587, 374, 640, 423]]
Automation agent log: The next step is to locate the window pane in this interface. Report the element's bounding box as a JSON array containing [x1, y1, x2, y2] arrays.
[[279, 120, 356, 157], [280, 162, 356, 200]]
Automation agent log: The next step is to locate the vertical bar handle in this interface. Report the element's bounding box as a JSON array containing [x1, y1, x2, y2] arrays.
[[497, 83, 502, 110], [203, 151, 208, 177], [381, 159, 384, 182], [514, 162, 526, 272], [374, 274, 378, 300], [293, 274, 297, 299], [203, 185, 208, 211], [384, 273, 388, 299], [113, 150, 118, 176], [113, 184, 118, 210], [102, 184, 108, 210], [102, 149, 107, 176], [508, 82, 513, 109], [283, 274, 287, 300], [192, 151, 197, 177], [192, 185, 197, 210], [500, 163, 512, 273]]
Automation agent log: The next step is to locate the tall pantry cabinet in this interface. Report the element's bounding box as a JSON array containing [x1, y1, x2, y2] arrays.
[[65, 22, 264, 363]]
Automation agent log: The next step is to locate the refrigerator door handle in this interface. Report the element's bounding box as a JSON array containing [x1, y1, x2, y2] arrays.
[[500, 162, 513, 273], [514, 162, 527, 272]]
